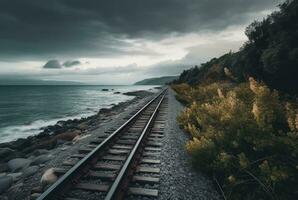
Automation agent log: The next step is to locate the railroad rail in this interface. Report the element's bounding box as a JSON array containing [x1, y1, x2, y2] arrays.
[[36, 88, 168, 200]]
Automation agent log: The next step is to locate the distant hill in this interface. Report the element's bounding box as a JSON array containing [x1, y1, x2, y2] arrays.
[[173, 0, 298, 93], [134, 76, 178, 85], [0, 78, 85, 85]]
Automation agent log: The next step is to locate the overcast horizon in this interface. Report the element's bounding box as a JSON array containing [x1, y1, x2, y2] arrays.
[[0, 0, 283, 85]]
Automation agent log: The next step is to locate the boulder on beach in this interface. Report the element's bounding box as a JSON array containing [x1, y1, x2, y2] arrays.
[[101, 89, 109, 91], [23, 138, 57, 154], [32, 149, 49, 156], [54, 131, 80, 143], [113, 91, 121, 94], [32, 155, 53, 165], [0, 148, 14, 158], [7, 158, 31, 172], [123, 90, 153, 98], [40, 168, 58, 188], [22, 166, 39, 178], [78, 122, 88, 130], [12, 138, 31, 150], [0, 176, 13, 194], [0, 148, 19, 162]]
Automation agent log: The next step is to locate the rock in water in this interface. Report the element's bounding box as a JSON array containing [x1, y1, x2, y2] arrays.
[[0, 176, 13, 194], [40, 168, 57, 188], [7, 158, 31, 172]]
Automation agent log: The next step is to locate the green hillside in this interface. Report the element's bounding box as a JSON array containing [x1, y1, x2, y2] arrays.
[[172, 1, 298, 199], [173, 0, 298, 94], [134, 76, 178, 85]]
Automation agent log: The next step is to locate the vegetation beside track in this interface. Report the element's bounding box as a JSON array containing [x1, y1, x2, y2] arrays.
[[171, 1, 298, 199], [172, 79, 298, 199]]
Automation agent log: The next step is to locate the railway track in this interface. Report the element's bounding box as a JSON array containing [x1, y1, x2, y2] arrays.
[[35, 89, 168, 200]]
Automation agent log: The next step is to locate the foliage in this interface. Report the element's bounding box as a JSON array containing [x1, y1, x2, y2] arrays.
[[173, 78, 298, 199], [173, 0, 298, 94]]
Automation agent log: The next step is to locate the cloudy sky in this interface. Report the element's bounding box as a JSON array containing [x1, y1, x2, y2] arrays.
[[0, 0, 282, 84]]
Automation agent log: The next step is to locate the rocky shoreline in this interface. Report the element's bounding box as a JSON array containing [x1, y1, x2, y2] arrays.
[[0, 90, 154, 196]]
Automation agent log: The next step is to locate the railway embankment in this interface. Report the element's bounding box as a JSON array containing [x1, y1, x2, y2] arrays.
[[0, 89, 219, 200]]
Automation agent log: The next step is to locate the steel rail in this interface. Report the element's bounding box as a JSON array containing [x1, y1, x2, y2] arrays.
[[37, 89, 166, 200], [105, 91, 165, 200]]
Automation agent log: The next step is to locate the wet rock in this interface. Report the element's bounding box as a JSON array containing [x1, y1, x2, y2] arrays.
[[35, 132, 50, 139], [0, 176, 13, 194], [22, 166, 39, 178], [0, 148, 18, 162], [0, 148, 14, 158], [113, 92, 121, 94], [99, 108, 110, 114], [56, 120, 66, 126], [23, 138, 57, 154], [42, 123, 68, 135], [7, 158, 31, 172], [31, 155, 53, 165], [101, 88, 109, 91], [123, 90, 153, 98], [40, 168, 57, 188], [12, 138, 31, 150]]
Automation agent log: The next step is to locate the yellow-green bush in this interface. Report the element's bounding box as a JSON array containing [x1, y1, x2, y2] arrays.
[[173, 78, 298, 199]]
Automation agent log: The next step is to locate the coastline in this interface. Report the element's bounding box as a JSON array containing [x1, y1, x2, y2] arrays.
[[0, 90, 154, 167], [0, 87, 221, 200], [0, 85, 159, 144]]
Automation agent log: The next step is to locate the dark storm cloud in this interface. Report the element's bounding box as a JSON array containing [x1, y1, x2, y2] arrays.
[[0, 0, 280, 60], [43, 60, 62, 69], [43, 59, 81, 69], [63, 60, 81, 67]]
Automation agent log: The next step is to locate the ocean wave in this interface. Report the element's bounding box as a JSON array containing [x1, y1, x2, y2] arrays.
[[0, 112, 96, 143]]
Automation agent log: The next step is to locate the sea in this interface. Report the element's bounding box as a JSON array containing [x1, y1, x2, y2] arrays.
[[0, 85, 158, 143]]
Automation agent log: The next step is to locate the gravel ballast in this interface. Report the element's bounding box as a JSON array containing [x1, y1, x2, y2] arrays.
[[0, 91, 155, 200], [158, 89, 220, 200], [0, 88, 220, 199]]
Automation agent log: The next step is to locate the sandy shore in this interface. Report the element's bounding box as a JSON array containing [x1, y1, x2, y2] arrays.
[[0, 90, 156, 199]]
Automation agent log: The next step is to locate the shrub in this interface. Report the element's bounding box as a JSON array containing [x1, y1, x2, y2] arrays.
[[173, 78, 298, 199]]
